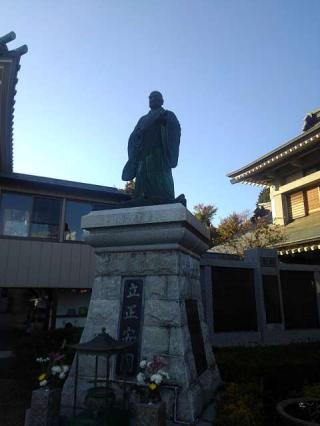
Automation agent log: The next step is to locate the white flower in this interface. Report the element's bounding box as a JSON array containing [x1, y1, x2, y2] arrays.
[[51, 366, 62, 375], [150, 374, 163, 385], [39, 380, 48, 387], [158, 370, 170, 380], [147, 361, 152, 367], [139, 360, 147, 369], [62, 365, 69, 373], [136, 372, 146, 384], [59, 372, 66, 380]]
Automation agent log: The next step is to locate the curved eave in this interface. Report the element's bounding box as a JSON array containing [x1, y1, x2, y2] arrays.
[[229, 177, 271, 187], [0, 50, 26, 173], [275, 233, 320, 256], [278, 240, 320, 256], [228, 126, 320, 185]]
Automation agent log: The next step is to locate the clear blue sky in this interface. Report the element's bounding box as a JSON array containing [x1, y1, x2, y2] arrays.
[[1, 0, 319, 222]]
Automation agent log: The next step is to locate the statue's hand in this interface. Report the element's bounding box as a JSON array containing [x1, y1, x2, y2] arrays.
[[158, 111, 168, 126]]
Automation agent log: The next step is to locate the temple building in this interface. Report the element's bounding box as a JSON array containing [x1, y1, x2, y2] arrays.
[[228, 109, 320, 263], [0, 33, 129, 333], [2, 32, 320, 356]]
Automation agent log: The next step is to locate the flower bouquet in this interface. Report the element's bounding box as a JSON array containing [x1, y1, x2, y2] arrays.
[[136, 356, 169, 404], [36, 352, 69, 389]]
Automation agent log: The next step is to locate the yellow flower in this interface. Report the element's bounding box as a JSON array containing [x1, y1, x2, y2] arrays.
[[148, 383, 157, 391], [38, 373, 47, 381]]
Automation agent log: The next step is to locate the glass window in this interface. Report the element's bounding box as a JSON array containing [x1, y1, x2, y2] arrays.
[[0, 193, 32, 237], [64, 201, 92, 241], [30, 197, 62, 239], [64, 201, 110, 241]]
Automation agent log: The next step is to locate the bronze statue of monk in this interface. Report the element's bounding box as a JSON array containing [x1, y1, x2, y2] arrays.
[[122, 91, 182, 204]]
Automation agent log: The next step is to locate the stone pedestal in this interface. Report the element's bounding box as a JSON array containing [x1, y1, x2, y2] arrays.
[[136, 401, 166, 426], [62, 204, 220, 423]]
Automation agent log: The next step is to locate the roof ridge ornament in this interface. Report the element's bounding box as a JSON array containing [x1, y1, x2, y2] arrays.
[[303, 108, 320, 132], [0, 31, 28, 57]]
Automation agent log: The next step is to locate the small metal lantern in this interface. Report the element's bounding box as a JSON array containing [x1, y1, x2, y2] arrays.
[[69, 328, 134, 420]]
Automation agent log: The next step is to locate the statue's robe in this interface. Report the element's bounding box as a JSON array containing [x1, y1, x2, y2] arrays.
[[122, 107, 181, 201]]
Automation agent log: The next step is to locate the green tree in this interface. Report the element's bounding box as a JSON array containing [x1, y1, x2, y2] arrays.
[[193, 204, 218, 227], [213, 211, 285, 257], [257, 187, 270, 204], [193, 204, 218, 248], [215, 212, 251, 245], [123, 180, 135, 196]]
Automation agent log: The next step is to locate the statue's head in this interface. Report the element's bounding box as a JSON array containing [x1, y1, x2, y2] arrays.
[[149, 91, 164, 110]]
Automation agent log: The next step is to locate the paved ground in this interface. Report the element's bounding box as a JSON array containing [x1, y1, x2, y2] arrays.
[[167, 402, 215, 425]]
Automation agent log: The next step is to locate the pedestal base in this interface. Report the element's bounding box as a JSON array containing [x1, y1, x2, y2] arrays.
[[136, 401, 166, 426], [62, 204, 221, 423], [26, 388, 61, 426]]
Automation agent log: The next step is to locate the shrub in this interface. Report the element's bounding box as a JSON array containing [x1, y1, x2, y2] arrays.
[[215, 343, 320, 391], [214, 343, 320, 426], [303, 383, 320, 399], [215, 382, 263, 426]]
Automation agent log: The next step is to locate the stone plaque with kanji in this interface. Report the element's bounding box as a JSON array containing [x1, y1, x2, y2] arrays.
[[118, 278, 144, 376]]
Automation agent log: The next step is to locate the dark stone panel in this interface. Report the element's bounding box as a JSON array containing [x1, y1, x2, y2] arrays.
[[185, 299, 208, 376], [280, 270, 319, 329], [211, 266, 258, 332], [262, 274, 282, 324]]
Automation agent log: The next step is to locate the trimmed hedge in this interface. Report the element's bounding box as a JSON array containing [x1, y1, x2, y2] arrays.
[[214, 343, 320, 426]]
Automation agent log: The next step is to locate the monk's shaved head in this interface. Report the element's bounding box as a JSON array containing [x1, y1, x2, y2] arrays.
[[149, 91, 163, 99], [149, 91, 164, 109]]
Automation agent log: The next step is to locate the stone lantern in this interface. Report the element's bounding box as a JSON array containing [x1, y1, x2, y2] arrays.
[[69, 328, 134, 423]]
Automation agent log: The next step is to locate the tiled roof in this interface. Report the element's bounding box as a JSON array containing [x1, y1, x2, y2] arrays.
[[227, 123, 320, 186], [0, 32, 28, 172], [0, 171, 130, 201], [276, 212, 320, 255]]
